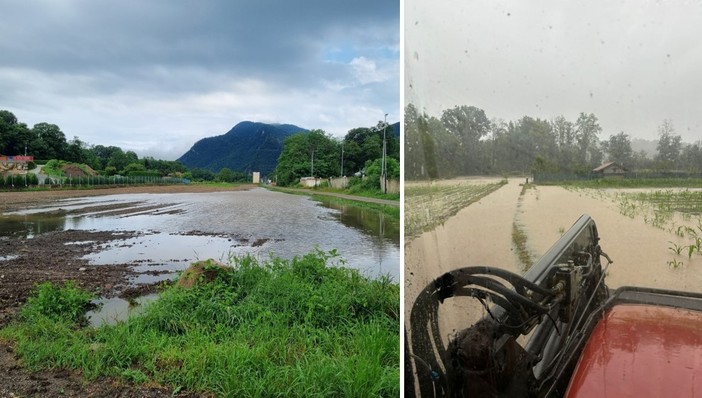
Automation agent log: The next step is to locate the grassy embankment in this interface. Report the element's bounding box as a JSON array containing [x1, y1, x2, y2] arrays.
[[404, 179, 507, 238], [311, 194, 400, 220], [0, 250, 400, 397], [555, 177, 702, 189], [311, 185, 400, 201], [268, 186, 400, 221]]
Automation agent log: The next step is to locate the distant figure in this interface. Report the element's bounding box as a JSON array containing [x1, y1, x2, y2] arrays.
[[526, 177, 529, 184]]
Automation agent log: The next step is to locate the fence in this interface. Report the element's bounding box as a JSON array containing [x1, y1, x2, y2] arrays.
[[42, 175, 188, 187]]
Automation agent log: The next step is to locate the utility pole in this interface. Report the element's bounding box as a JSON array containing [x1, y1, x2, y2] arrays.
[[340, 142, 344, 177], [382, 113, 388, 194], [371, 114, 390, 194]]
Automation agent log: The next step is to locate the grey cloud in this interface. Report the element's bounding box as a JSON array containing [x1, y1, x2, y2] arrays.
[[1, 0, 399, 159]]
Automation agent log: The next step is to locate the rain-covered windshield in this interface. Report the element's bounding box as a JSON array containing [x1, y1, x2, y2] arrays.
[[404, 1, 702, 396]]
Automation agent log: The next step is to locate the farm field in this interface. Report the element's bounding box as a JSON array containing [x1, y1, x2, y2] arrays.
[[404, 177, 506, 238], [405, 178, 702, 340]]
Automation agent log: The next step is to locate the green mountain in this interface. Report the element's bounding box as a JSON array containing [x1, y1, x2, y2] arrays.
[[177, 121, 307, 175], [391, 122, 400, 137]]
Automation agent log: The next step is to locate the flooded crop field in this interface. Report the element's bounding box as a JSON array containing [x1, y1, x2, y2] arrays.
[[405, 178, 702, 340], [0, 186, 399, 325]]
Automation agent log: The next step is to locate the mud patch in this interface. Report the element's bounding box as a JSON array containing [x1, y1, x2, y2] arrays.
[[0, 229, 140, 328]]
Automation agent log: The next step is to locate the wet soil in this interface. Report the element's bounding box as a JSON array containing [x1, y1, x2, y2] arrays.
[[0, 184, 254, 397], [0, 184, 255, 214]]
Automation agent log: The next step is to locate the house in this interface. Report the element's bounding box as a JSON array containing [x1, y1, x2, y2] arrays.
[[593, 161, 628, 177]]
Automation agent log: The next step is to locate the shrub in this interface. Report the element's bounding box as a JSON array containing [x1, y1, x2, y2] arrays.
[[20, 281, 95, 325]]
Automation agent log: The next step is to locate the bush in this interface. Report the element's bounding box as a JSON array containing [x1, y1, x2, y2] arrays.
[[20, 281, 95, 325], [26, 173, 38, 186]]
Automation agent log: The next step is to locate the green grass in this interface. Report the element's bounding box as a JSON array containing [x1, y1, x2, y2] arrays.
[[269, 185, 400, 202], [41, 159, 67, 177], [317, 185, 400, 201], [557, 178, 702, 189], [512, 222, 533, 271], [267, 187, 400, 221], [311, 194, 400, 221], [404, 179, 507, 238], [0, 250, 400, 397]]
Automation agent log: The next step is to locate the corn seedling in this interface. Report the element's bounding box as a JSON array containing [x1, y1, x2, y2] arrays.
[[668, 241, 684, 255]]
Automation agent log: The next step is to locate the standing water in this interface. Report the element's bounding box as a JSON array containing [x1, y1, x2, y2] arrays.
[[1, 188, 399, 324]]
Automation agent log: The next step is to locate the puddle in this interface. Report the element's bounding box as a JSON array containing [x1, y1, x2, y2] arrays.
[[84, 233, 248, 265], [86, 293, 159, 327]]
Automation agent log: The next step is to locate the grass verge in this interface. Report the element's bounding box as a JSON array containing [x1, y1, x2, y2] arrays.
[[0, 250, 400, 397], [555, 178, 702, 189], [311, 194, 400, 221], [512, 222, 533, 271]]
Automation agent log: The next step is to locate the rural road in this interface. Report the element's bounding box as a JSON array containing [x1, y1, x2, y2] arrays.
[[271, 187, 400, 206]]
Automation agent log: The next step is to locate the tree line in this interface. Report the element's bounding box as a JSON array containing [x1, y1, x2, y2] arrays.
[[405, 103, 700, 180], [1, 109, 401, 187], [274, 125, 400, 187], [1, 110, 188, 178]]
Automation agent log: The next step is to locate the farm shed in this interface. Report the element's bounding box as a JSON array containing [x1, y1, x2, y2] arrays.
[[593, 161, 628, 177]]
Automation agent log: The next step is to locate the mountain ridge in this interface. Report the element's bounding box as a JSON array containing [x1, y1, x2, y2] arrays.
[[177, 120, 400, 175], [177, 121, 307, 175]]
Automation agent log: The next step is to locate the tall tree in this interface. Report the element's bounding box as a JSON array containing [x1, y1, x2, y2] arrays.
[[32, 122, 68, 160], [551, 116, 578, 171], [574, 113, 602, 167], [655, 119, 682, 170], [405, 104, 439, 180], [274, 130, 339, 186], [680, 142, 702, 173], [605, 132, 633, 166], [440, 105, 491, 174]]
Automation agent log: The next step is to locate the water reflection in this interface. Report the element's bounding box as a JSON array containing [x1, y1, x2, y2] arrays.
[[0, 189, 399, 281], [86, 294, 159, 327], [0, 213, 67, 238]]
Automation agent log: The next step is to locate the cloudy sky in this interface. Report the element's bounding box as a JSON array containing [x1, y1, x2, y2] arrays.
[[405, 0, 702, 143], [1, 1, 399, 160]]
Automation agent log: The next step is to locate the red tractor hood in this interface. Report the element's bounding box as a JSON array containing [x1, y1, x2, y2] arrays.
[[566, 303, 702, 397]]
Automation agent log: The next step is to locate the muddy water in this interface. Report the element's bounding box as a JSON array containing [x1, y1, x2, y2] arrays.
[[405, 178, 702, 345], [519, 185, 702, 292], [1, 188, 399, 282], [405, 179, 523, 339]]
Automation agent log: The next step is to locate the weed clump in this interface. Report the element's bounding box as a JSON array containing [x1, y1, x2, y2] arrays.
[[19, 281, 95, 325]]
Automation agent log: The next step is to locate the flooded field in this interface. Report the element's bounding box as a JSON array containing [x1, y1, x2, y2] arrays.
[[0, 188, 399, 325], [1, 188, 398, 280], [405, 178, 702, 340]]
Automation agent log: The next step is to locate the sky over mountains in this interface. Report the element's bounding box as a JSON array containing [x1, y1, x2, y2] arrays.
[[1, 1, 399, 160]]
